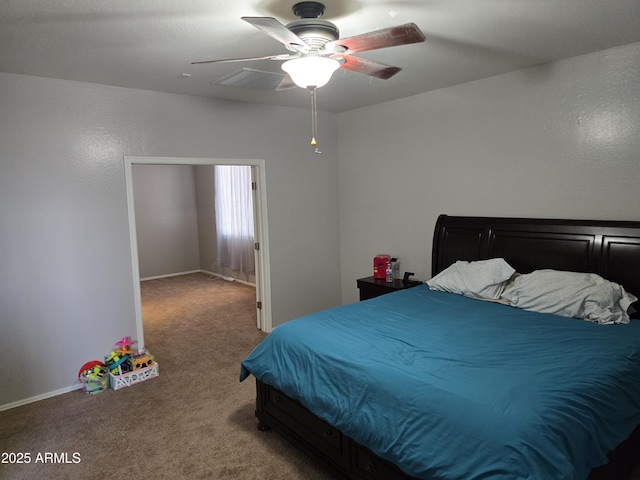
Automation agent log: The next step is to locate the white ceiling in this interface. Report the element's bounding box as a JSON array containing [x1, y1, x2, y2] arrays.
[[2, 0, 639, 113]]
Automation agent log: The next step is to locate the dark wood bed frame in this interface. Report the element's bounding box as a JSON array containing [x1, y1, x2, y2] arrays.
[[254, 215, 640, 480]]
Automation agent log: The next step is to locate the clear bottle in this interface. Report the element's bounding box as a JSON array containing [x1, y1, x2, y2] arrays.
[[390, 258, 400, 279], [385, 262, 393, 283]]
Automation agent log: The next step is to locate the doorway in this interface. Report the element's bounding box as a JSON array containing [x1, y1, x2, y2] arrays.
[[124, 156, 272, 348]]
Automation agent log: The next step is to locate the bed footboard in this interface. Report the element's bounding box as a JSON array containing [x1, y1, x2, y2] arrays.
[[255, 379, 639, 480], [255, 379, 417, 480]]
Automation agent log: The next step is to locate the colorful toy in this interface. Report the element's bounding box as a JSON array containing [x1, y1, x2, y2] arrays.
[[79, 337, 159, 394], [104, 351, 131, 375], [131, 348, 155, 370], [115, 336, 134, 356], [78, 360, 105, 378], [78, 360, 109, 395]]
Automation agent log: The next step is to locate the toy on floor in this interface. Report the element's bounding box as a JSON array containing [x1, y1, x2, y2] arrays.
[[104, 351, 131, 375], [115, 336, 134, 356], [78, 337, 159, 394], [105, 336, 139, 375], [78, 360, 109, 395], [131, 347, 155, 370]]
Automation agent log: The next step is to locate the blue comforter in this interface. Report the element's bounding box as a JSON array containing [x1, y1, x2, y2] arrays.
[[240, 285, 640, 479]]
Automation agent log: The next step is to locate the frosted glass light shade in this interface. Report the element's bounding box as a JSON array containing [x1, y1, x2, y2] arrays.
[[281, 56, 340, 88]]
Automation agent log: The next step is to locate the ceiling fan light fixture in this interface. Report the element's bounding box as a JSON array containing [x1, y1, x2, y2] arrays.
[[281, 56, 340, 88]]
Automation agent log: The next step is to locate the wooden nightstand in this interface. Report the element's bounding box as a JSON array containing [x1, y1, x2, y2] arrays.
[[356, 276, 423, 301]]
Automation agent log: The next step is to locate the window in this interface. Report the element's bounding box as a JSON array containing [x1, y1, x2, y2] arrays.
[[214, 165, 255, 274]]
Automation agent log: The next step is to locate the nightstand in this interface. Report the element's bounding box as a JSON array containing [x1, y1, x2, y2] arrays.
[[356, 276, 423, 301]]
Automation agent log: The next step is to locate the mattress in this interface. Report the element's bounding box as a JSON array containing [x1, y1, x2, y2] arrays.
[[240, 285, 640, 480]]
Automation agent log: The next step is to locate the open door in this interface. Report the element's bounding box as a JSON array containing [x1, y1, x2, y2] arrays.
[[251, 166, 261, 329], [124, 156, 272, 350], [250, 164, 271, 332]]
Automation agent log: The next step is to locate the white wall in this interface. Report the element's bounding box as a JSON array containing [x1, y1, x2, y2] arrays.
[[132, 163, 256, 282], [337, 43, 640, 304], [0, 73, 340, 408], [2, 40, 639, 408], [195, 164, 217, 274], [132, 164, 200, 278]]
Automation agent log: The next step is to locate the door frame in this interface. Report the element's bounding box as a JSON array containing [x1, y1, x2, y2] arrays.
[[124, 155, 272, 348]]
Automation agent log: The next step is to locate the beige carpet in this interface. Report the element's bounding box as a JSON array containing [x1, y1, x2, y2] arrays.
[[2, 273, 639, 480], [0, 273, 336, 480]]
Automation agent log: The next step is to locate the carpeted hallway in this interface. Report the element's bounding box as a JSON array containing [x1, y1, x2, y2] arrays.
[[0, 273, 336, 480]]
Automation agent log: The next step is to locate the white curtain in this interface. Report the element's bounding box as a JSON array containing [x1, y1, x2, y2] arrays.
[[214, 165, 255, 274]]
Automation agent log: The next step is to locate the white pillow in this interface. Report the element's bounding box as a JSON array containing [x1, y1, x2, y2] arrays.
[[427, 258, 516, 300], [500, 269, 638, 324]]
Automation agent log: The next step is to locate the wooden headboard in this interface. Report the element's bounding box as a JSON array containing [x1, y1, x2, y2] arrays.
[[432, 215, 640, 300]]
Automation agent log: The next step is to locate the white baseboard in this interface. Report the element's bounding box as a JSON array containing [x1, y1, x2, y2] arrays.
[[140, 270, 201, 281], [0, 384, 83, 412], [141, 269, 255, 287], [201, 270, 255, 287]]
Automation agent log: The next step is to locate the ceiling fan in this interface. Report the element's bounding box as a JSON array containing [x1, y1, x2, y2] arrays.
[[192, 1, 426, 150]]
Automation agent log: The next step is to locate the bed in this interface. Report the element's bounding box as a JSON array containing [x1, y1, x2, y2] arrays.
[[240, 215, 640, 480]]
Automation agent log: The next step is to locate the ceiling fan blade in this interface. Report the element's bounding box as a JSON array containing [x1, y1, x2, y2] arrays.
[[191, 53, 297, 65], [337, 55, 401, 80], [327, 23, 425, 54], [275, 74, 297, 91], [241, 16, 308, 51]]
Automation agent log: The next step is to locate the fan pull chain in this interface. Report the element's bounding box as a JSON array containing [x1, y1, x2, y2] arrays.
[[309, 87, 321, 154]]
